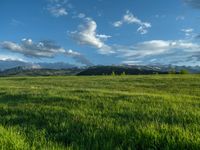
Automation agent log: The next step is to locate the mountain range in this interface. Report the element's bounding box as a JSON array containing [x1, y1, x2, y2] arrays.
[[0, 59, 200, 76], [0, 59, 77, 71]]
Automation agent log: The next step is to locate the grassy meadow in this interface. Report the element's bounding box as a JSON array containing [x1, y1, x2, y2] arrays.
[[0, 75, 200, 149]]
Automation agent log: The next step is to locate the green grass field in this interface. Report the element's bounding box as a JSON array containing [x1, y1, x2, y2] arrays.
[[0, 75, 200, 149]]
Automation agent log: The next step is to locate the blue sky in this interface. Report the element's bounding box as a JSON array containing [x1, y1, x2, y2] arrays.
[[1, 0, 200, 66]]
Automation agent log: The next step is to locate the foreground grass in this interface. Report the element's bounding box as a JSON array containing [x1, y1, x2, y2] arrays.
[[0, 75, 200, 149]]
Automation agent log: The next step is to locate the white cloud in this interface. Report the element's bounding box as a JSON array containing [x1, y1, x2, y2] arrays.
[[96, 34, 112, 40], [181, 28, 194, 37], [118, 40, 199, 57], [47, 6, 68, 17], [1, 41, 23, 52], [137, 26, 148, 35], [70, 15, 200, 64], [116, 40, 171, 58], [121, 60, 142, 65], [71, 18, 114, 54], [116, 40, 200, 65], [113, 21, 123, 27], [0, 55, 25, 62], [47, 0, 69, 17], [1, 39, 64, 57], [155, 14, 166, 19], [181, 28, 194, 33], [77, 13, 86, 18], [113, 10, 151, 34], [176, 16, 185, 21], [0, 39, 92, 65]]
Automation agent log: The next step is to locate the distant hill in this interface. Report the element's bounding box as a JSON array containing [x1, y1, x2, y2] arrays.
[[0, 60, 76, 71], [0, 66, 83, 76], [77, 66, 167, 75], [0, 65, 200, 76]]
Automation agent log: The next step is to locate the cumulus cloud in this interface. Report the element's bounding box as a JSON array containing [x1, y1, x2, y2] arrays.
[[113, 10, 151, 34], [1, 39, 64, 58], [70, 18, 114, 54], [47, 0, 69, 17], [70, 15, 199, 65], [0, 39, 92, 66]]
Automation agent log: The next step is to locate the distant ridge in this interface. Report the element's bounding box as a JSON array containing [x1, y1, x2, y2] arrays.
[[77, 66, 167, 75], [0, 64, 199, 76], [0, 66, 83, 76], [0, 60, 77, 71]]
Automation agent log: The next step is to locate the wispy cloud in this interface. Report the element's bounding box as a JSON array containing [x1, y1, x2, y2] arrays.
[[181, 28, 194, 37], [46, 0, 69, 17], [48, 7, 68, 17], [121, 60, 142, 65], [65, 49, 93, 66], [113, 10, 151, 34], [77, 13, 86, 19], [0, 54, 25, 62], [118, 40, 172, 58], [69, 13, 200, 65], [154, 14, 166, 19], [0, 39, 92, 66], [70, 18, 114, 54], [10, 19, 24, 26], [96, 34, 112, 40], [184, 0, 200, 9], [176, 16, 185, 21], [116, 39, 200, 65]]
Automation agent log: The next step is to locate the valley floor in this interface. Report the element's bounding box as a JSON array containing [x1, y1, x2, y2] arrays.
[[0, 75, 200, 149]]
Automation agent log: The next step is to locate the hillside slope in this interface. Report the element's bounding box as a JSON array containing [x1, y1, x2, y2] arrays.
[[0, 75, 200, 149]]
